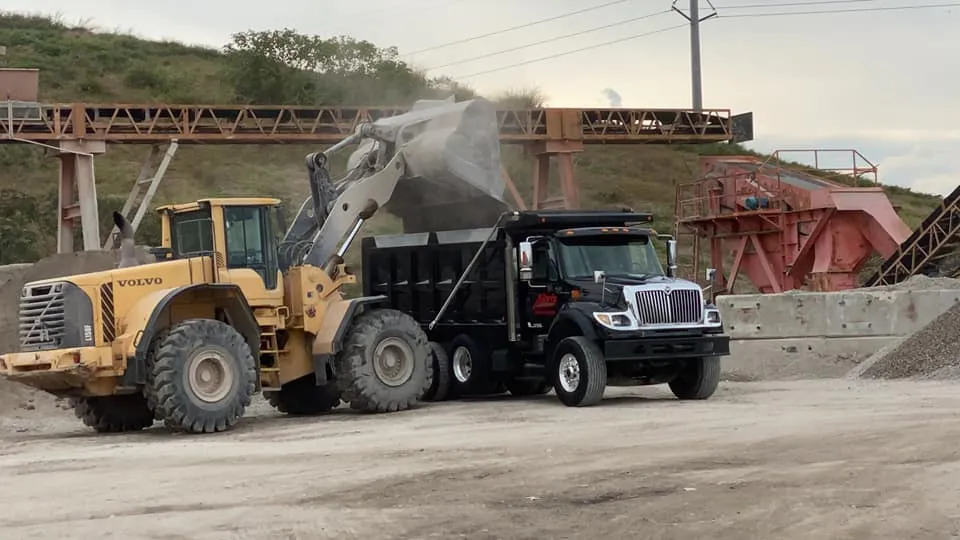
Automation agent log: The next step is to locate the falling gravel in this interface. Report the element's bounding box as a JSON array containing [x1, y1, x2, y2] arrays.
[[857, 301, 960, 380]]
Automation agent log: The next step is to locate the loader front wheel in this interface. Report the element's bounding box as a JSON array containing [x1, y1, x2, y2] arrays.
[[145, 319, 256, 433], [264, 373, 342, 415], [70, 394, 155, 433], [336, 308, 431, 413]]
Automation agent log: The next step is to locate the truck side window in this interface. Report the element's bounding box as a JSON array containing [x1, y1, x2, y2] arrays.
[[531, 242, 557, 282]]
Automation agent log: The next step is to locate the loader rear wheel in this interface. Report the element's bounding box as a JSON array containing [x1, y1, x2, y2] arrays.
[[145, 319, 256, 433], [70, 394, 155, 433], [264, 373, 342, 415], [422, 341, 451, 402], [336, 308, 431, 413]]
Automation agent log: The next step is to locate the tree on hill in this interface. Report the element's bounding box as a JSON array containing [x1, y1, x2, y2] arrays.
[[223, 29, 473, 105]]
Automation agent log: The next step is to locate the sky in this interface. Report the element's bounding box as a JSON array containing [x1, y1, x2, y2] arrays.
[[4, 0, 959, 196]]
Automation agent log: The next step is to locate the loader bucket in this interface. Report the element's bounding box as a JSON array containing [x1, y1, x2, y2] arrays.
[[351, 97, 509, 232]]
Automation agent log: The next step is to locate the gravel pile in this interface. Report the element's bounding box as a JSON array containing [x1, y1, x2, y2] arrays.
[[857, 301, 960, 380]]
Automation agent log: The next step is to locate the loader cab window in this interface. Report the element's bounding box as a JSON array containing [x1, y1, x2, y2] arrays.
[[223, 206, 278, 289], [171, 209, 214, 258]]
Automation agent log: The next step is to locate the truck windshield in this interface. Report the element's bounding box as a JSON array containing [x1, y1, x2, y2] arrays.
[[557, 235, 663, 279]]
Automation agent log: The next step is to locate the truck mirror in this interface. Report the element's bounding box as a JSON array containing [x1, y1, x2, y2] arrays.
[[706, 267, 717, 282], [666, 239, 678, 277], [594, 270, 606, 284], [518, 241, 534, 281]]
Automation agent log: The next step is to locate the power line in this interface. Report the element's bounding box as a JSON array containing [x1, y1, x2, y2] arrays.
[[424, 9, 671, 71], [405, 0, 634, 56], [715, 0, 876, 8], [720, 1, 960, 17], [453, 23, 687, 79], [445, 0, 955, 80]]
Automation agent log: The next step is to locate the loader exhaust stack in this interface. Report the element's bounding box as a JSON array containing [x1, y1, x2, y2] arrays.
[[113, 212, 139, 269]]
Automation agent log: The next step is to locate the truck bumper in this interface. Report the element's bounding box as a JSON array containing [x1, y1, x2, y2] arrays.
[[603, 334, 730, 361], [0, 347, 114, 392]]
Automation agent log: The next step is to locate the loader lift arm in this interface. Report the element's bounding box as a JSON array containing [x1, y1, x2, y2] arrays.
[[278, 96, 508, 277]]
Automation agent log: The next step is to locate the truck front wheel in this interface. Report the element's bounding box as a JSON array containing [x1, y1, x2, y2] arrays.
[[335, 308, 432, 413], [145, 319, 257, 433], [668, 356, 720, 400], [552, 336, 607, 407]]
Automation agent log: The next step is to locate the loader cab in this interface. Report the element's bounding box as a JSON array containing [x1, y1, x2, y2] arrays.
[[157, 198, 285, 304]]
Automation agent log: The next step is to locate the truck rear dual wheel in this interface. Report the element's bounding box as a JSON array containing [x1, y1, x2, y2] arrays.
[[145, 319, 257, 434], [70, 394, 155, 433], [668, 356, 721, 400], [335, 308, 432, 413], [264, 373, 342, 415], [552, 336, 607, 407], [448, 334, 498, 396], [421, 341, 451, 402]]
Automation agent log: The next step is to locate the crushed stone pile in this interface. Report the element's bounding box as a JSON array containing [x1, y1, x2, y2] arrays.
[[856, 301, 960, 380]]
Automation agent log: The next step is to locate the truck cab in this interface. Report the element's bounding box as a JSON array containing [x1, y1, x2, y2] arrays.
[[361, 209, 730, 407]]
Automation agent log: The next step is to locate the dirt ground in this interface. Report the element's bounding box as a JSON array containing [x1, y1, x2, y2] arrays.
[[2, 380, 960, 540]]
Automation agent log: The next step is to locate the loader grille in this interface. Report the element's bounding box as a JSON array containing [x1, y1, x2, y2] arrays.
[[19, 281, 66, 351], [100, 282, 115, 342], [634, 288, 702, 325]]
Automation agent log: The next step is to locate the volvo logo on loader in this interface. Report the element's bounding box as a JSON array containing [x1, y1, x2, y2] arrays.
[[117, 277, 163, 287]]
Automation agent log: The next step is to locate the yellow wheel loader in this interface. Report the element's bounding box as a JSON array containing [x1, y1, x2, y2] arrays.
[[0, 97, 507, 434]]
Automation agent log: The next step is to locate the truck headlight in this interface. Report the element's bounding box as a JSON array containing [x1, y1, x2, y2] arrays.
[[705, 308, 721, 324], [594, 311, 635, 329]]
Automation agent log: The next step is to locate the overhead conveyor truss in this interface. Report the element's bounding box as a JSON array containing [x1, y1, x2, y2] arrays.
[[864, 184, 960, 286]]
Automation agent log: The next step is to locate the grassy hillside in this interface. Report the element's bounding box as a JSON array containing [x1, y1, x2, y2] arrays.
[[0, 13, 944, 287]]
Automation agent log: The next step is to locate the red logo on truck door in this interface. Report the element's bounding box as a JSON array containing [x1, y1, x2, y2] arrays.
[[532, 292, 558, 317]]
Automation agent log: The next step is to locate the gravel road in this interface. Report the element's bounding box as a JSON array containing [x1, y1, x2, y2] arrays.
[[2, 380, 959, 539]]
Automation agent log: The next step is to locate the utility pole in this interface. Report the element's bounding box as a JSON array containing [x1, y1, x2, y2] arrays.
[[672, 1, 717, 112]]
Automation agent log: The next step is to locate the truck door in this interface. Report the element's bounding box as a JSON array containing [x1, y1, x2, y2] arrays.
[[519, 240, 560, 332]]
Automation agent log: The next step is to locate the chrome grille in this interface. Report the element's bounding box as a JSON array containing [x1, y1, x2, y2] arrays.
[[19, 281, 66, 351], [634, 289, 702, 325]]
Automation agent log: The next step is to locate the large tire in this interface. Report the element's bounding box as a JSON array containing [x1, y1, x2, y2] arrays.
[[505, 378, 551, 397], [552, 336, 607, 407], [335, 308, 432, 413], [669, 356, 720, 400], [448, 334, 492, 396], [69, 394, 155, 433], [422, 341, 451, 402], [264, 373, 342, 415], [145, 319, 257, 433]]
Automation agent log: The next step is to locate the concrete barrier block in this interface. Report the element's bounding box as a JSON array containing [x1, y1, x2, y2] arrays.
[[719, 292, 828, 339], [722, 336, 897, 380]]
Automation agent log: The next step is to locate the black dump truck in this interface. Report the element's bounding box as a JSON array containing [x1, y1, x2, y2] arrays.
[[360, 210, 730, 407]]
